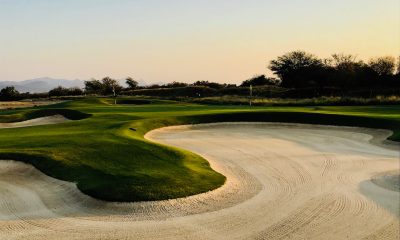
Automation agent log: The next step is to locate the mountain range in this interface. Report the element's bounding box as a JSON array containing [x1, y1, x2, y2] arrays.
[[0, 77, 148, 93]]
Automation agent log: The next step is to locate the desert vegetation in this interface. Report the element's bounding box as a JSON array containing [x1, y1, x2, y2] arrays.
[[1, 52, 399, 104]]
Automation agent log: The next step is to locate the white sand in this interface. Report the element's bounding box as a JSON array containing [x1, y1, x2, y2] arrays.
[[0, 115, 69, 128], [0, 122, 399, 239]]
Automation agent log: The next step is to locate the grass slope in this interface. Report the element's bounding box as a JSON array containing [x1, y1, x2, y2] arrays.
[[0, 97, 399, 202]]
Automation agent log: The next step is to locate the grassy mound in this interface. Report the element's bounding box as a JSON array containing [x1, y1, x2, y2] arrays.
[[0, 108, 91, 123], [0, 97, 399, 202]]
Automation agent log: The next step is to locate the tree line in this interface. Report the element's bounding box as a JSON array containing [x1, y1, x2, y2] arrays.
[[1, 51, 399, 101], [269, 51, 399, 90], [83, 51, 400, 95]]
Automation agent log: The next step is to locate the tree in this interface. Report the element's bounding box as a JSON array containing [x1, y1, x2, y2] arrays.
[[268, 51, 325, 88], [329, 54, 358, 68], [368, 56, 396, 76], [126, 77, 139, 90], [68, 87, 84, 96], [240, 75, 279, 87], [397, 56, 400, 75], [49, 86, 83, 96], [49, 86, 68, 96], [147, 84, 161, 89], [84, 79, 103, 94], [0, 86, 20, 101], [192, 80, 224, 89], [165, 81, 188, 88], [326, 54, 371, 89], [101, 77, 122, 95], [84, 77, 122, 95]]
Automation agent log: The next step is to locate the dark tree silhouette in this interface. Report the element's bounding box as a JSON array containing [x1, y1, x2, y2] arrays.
[[0, 86, 20, 101], [240, 75, 279, 87], [326, 54, 369, 89], [396, 56, 400, 75], [84, 79, 103, 94], [266, 51, 399, 96], [191, 80, 224, 89], [268, 51, 325, 88], [49, 86, 83, 97], [126, 77, 139, 90], [84, 77, 122, 95], [101, 77, 122, 95], [368, 56, 396, 76], [329, 54, 359, 68], [165, 81, 188, 88]]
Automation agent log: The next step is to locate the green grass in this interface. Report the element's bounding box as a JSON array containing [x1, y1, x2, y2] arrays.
[[0, 97, 399, 202], [183, 95, 400, 106]]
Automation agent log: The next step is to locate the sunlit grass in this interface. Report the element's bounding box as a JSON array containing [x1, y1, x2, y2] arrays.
[[0, 97, 399, 202]]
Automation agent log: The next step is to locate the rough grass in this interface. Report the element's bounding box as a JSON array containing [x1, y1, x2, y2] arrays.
[[0, 97, 399, 202], [185, 95, 400, 106]]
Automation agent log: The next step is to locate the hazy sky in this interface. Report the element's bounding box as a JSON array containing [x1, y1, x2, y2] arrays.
[[0, 0, 399, 84]]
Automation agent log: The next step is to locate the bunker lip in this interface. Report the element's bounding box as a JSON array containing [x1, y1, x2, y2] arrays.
[[0, 115, 70, 128], [0, 121, 399, 239], [145, 121, 399, 150], [371, 171, 400, 192]]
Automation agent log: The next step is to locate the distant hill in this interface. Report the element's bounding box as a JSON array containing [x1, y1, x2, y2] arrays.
[[0, 78, 84, 93], [0, 77, 148, 93]]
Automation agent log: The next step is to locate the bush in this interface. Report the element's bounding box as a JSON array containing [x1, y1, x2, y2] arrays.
[[49, 86, 83, 97], [0, 86, 21, 101], [124, 86, 218, 98]]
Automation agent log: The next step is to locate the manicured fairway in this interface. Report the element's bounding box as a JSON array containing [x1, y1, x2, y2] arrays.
[[0, 97, 399, 201]]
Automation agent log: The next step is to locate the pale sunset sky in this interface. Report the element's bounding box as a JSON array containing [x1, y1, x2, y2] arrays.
[[0, 0, 399, 84]]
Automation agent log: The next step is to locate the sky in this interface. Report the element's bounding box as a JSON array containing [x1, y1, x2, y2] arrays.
[[0, 0, 399, 84]]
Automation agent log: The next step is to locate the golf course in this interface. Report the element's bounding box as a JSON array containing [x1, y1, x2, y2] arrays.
[[0, 98, 399, 239], [1, 0, 399, 238], [0, 98, 399, 201]]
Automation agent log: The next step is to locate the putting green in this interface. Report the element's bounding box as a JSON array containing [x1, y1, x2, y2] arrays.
[[0, 97, 399, 202]]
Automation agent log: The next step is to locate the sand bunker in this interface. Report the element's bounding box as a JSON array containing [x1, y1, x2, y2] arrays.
[[371, 171, 400, 192], [0, 115, 69, 128], [0, 122, 399, 239]]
